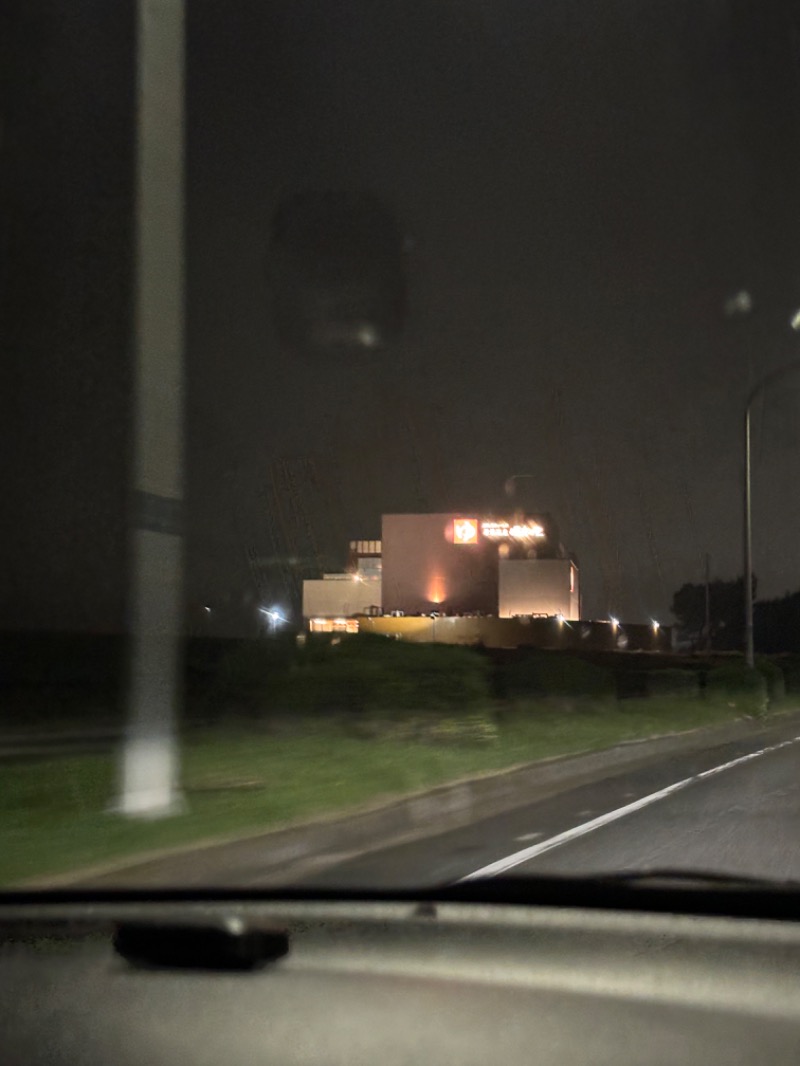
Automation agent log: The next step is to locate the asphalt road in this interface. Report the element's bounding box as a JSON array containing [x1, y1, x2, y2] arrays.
[[300, 717, 800, 889]]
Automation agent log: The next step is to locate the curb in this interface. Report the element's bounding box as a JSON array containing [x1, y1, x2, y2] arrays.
[[31, 710, 800, 890], [0, 733, 120, 760]]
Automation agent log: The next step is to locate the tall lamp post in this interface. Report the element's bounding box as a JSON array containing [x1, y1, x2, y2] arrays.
[[744, 328, 800, 668]]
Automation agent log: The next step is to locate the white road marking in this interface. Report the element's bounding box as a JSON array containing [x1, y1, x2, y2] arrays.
[[459, 735, 800, 882], [514, 831, 543, 842]]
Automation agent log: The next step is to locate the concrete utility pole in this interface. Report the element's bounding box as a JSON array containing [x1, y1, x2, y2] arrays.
[[743, 353, 800, 669], [116, 0, 185, 815], [744, 402, 754, 669], [704, 553, 711, 655]]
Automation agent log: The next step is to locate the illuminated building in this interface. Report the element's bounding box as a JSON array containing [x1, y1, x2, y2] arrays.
[[382, 513, 579, 619], [302, 540, 383, 627], [303, 514, 580, 624]]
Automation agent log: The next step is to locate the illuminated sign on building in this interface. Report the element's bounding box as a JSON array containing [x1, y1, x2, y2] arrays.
[[481, 520, 545, 540], [454, 517, 545, 544], [453, 518, 479, 544]]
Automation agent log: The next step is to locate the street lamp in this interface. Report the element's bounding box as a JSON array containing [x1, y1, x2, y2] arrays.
[[743, 316, 800, 667], [259, 606, 286, 635]]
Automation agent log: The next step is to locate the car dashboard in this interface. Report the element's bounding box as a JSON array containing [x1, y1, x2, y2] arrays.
[[3, 894, 800, 1064]]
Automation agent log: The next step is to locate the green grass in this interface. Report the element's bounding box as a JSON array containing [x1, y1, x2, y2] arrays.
[[0, 697, 783, 888]]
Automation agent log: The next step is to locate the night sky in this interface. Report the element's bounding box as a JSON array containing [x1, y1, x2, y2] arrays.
[[3, 0, 800, 633]]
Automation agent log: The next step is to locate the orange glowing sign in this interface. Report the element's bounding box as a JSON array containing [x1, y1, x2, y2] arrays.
[[453, 518, 479, 545], [481, 520, 544, 540]]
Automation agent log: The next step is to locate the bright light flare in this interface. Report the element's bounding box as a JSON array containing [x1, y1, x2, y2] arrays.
[[259, 606, 287, 628]]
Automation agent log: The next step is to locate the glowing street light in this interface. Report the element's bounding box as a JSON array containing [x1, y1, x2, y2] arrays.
[[259, 606, 287, 635]]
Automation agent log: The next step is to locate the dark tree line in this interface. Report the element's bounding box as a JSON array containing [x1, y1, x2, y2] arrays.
[[754, 592, 800, 654], [671, 577, 800, 653], [671, 577, 750, 652]]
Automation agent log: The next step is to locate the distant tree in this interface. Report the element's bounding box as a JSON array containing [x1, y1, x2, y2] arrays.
[[671, 576, 755, 652], [755, 591, 800, 653]]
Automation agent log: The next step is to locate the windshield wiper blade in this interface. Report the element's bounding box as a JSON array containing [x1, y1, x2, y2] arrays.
[[437, 871, 800, 919], [4, 872, 800, 924]]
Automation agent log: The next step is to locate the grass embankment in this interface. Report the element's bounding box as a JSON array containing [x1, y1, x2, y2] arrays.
[[0, 696, 776, 888]]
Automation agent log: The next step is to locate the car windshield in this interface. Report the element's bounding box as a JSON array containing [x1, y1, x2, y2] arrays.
[[3, 0, 800, 894]]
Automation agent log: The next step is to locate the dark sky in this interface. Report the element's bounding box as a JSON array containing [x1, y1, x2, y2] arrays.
[[3, 0, 800, 632]]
